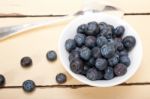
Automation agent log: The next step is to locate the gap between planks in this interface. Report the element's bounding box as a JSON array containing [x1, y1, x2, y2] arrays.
[[0, 13, 150, 18], [1, 82, 150, 89]]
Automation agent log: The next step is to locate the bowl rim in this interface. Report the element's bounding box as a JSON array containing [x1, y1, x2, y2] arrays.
[[58, 13, 143, 87]]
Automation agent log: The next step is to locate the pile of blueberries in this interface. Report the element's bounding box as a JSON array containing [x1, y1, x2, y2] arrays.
[[65, 21, 136, 81], [0, 50, 67, 92]]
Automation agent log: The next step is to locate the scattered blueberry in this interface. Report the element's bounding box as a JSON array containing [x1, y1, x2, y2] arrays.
[[86, 68, 103, 80], [0, 74, 5, 86], [74, 33, 85, 47], [77, 24, 88, 34], [123, 36, 136, 51], [120, 56, 131, 66], [114, 26, 125, 37], [95, 58, 107, 70], [46, 50, 57, 61], [56, 73, 67, 84], [65, 39, 76, 52], [22, 80, 35, 92], [86, 21, 99, 35], [80, 47, 91, 61], [21, 56, 32, 67], [104, 67, 114, 80], [101, 44, 116, 59], [85, 36, 96, 48], [70, 58, 84, 74], [92, 47, 101, 58], [114, 63, 127, 76], [96, 36, 108, 47]]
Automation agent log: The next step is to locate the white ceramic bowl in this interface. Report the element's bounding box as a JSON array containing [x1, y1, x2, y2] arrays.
[[58, 13, 143, 87]]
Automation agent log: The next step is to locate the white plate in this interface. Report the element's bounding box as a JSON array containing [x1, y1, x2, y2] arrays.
[[59, 13, 143, 87]]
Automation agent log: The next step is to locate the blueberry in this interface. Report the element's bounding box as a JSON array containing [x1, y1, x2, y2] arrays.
[[46, 50, 57, 61], [77, 24, 88, 34], [69, 51, 80, 62], [87, 57, 95, 67], [65, 39, 76, 52], [92, 47, 101, 58], [114, 26, 125, 37], [86, 68, 103, 81], [20, 56, 32, 67], [123, 36, 136, 51], [85, 36, 96, 48], [114, 63, 127, 76], [96, 36, 108, 47], [86, 21, 99, 35], [104, 67, 114, 80], [119, 50, 128, 57], [56, 73, 67, 84], [108, 54, 119, 66], [95, 58, 107, 70], [81, 65, 91, 75], [70, 58, 84, 74], [120, 56, 131, 66], [74, 33, 85, 47], [99, 22, 107, 31], [72, 47, 81, 53], [0, 74, 5, 86], [100, 25, 113, 39], [80, 47, 91, 61], [22, 80, 35, 92], [114, 38, 124, 51], [101, 44, 116, 59]]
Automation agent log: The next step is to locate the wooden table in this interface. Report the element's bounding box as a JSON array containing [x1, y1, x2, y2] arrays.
[[0, 0, 150, 99]]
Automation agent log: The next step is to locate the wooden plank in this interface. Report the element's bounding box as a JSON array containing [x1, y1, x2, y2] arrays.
[[0, 15, 149, 86], [0, 0, 150, 15], [0, 86, 150, 99]]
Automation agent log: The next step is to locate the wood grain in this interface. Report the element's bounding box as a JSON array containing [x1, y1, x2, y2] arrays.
[[0, 0, 150, 16], [0, 86, 150, 99], [0, 15, 149, 86]]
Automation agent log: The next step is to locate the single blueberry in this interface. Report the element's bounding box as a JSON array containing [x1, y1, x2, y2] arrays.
[[86, 21, 99, 35], [74, 33, 86, 47], [119, 50, 128, 57], [123, 36, 136, 51], [114, 63, 127, 76], [104, 67, 114, 80], [46, 50, 57, 61], [20, 56, 32, 67], [95, 58, 108, 70], [69, 51, 80, 62], [65, 39, 76, 52], [85, 36, 96, 48], [108, 54, 119, 66], [70, 58, 84, 74], [96, 36, 108, 47], [101, 44, 116, 59], [119, 56, 131, 66], [92, 47, 101, 58], [86, 68, 103, 81], [80, 47, 91, 61], [87, 57, 95, 67], [22, 80, 36, 92], [114, 26, 125, 37], [114, 38, 124, 51], [56, 73, 67, 84], [77, 24, 88, 34]]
